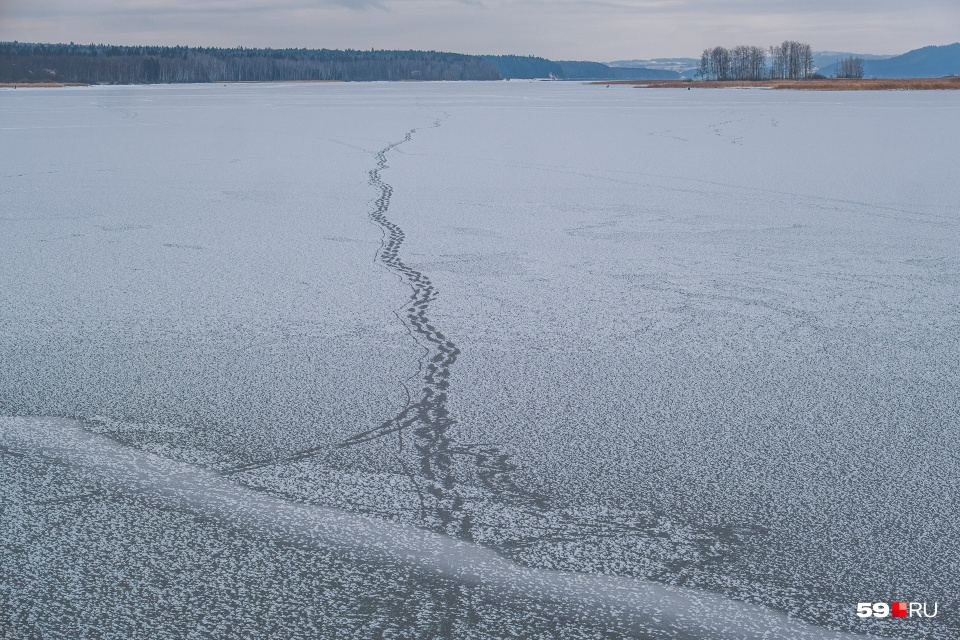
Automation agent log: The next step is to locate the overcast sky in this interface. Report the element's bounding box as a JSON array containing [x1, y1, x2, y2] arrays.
[[1, 0, 958, 60]]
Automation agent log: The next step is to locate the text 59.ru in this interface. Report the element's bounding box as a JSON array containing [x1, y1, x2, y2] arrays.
[[857, 602, 939, 619]]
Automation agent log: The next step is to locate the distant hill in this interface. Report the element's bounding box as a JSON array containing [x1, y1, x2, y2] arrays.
[[485, 55, 678, 80], [555, 61, 678, 80], [817, 43, 960, 78], [482, 55, 563, 79], [811, 51, 893, 69], [608, 58, 699, 74], [613, 52, 894, 78]]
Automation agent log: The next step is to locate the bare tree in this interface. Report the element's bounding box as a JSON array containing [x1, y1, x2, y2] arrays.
[[769, 44, 785, 79], [836, 56, 865, 79], [699, 45, 766, 80], [710, 46, 730, 80], [697, 46, 730, 80], [801, 43, 814, 78], [748, 46, 767, 80], [698, 49, 711, 80], [730, 45, 750, 80], [770, 41, 814, 79]]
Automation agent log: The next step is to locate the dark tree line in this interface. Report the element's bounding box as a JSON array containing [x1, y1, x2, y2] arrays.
[[0, 41, 500, 83], [697, 41, 816, 80], [835, 56, 865, 79], [2, 42, 688, 85]]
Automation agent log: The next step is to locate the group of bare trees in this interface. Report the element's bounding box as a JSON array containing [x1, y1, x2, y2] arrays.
[[769, 41, 814, 79], [729, 46, 768, 81], [835, 56, 865, 79], [698, 46, 766, 81], [697, 41, 814, 81]]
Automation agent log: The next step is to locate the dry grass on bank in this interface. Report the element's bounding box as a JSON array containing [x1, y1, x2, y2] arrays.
[[596, 77, 960, 91]]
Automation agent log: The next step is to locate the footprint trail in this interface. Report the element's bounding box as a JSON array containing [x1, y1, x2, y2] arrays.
[[341, 117, 540, 537]]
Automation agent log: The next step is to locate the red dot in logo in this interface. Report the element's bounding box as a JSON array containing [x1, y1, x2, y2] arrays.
[[892, 602, 908, 618]]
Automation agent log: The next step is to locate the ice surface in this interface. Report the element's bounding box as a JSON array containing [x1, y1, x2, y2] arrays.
[[1, 81, 958, 638], [1, 416, 864, 639]]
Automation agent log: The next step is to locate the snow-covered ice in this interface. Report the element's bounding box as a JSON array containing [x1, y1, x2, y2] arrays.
[[0, 416, 866, 639], [1, 81, 958, 638]]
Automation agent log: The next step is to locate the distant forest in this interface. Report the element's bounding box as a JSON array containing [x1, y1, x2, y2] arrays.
[[0, 42, 679, 84], [0, 42, 500, 83]]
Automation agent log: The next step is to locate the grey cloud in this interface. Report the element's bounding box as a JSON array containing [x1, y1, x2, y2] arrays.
[[1, 0, 958, 59], [505, 0, 952, 13]]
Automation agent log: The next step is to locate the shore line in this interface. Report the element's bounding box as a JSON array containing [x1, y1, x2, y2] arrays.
[[594, 77, 960, 91]]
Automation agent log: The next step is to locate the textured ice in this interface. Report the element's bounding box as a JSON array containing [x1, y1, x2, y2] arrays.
[[2, 82, 958, 638], [1, 416, 864, 639]]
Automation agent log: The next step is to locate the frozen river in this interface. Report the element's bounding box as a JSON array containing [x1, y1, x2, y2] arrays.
[[1, 81, 958, 638]]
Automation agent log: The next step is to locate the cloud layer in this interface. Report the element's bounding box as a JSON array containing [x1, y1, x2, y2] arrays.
[[2, 0, 957, 60]]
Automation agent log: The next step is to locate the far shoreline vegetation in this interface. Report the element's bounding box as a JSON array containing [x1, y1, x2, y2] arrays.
[[595, 77, 960, 91], [10, 78, 958, 92], [1, 40, 958, 88], [0, 41, 673, 85]]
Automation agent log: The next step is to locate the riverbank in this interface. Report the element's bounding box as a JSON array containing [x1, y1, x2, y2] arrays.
[[596, 77, 960, 90]]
